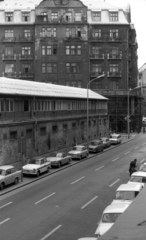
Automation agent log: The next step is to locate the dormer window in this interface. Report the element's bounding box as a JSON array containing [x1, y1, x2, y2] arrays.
[[51, 12, 58, 21], [110, 12, 118, 22], [75, 12, 81, 22], [41, 12, 47, 22], [5, 12, 13, 22], [92, 12, 101, 21], [22, 12, 30, 22]]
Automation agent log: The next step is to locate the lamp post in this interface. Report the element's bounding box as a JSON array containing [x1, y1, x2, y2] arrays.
[[87, 74, 105, 148]]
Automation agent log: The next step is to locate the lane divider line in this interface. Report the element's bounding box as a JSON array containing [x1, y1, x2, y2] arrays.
[[125, 151, 130, 155], [109, 179, 120, 187], [40, 225, 62, 240], [81, 196, 98, 209], [35, 192, 56, 205], [71, 176, 85, 185], [95, 166, 104, 171], [0, 202, 12, 209], [142, 143, 146, 145], [112, 157, 119, 162], [140, 158, 145, 163], [134, 146, 139, 149], [0, 218, 10, 225]]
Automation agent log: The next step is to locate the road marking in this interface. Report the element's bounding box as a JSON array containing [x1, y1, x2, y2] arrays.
[[134, 146, 139, 149], [71, 176, 85, 185], [95, 165, 104, 171], [140, 158, 145, 163], [142, 142, 146, 145], [35, 192, 56, 205], [112, 157, 119, 162], [40, 225, 62, 240], [0, 218, 10, 225], [81, 196, 98, 209], [109, 179, 120, 187], [0, 202, 12, 209], [125, 151, 130, 155]]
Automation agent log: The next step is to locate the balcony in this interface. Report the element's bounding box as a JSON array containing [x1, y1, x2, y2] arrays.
[[3, 72, 16, 78], [19, 54, 33, 60], [90, 36, 104, 42], [2, 54, 16, 60], [90, 54, 104, 60], [108, 36, 122, 42], [19, 35, 33, 42], [63, 35, 83, 41], [19, 72, 34, 79], [107, 71, 122, 78], [90, 72, 104, 78], [2, 37, 16, 42], [107, 53, 122, 59]]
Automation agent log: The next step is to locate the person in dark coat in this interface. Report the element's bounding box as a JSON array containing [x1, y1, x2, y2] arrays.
[[129, 159, 138, 176]]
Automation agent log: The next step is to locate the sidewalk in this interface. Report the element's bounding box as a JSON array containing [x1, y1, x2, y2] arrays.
[[0, 133, 137, 197]]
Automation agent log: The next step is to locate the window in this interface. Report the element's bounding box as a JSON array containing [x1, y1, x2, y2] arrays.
[[42, 46, 45, 55], [66, 46, 70, 55], [92, 12, 101, 21], [47, 28, 51, 37], [47, 46, 52, 55], [63, 124, 68, 131], [26, 129, 32, 139], [75, 12, 81, 21], [110, 12, 118, 22], [5, 46, 14, 56], [10, 131, 17, 140], [22, 12, 30, 22], [0, 99, 5, 112], [5, 63, 14, 73], [71, 27, 76, 37], [66, 28, 70, 37], [71, 46, 76, 55], [76, 45, 81, 55], [77, 27, 81, 37], [5, 30, 13, 38], [51, 12, 58, 20], [22, 64, 31, 74], [81, 121, 85, 128], [72, 122, 76, 129], [5, 99, 14, 112], [52, 28, 57, 37], [24, 29, 31, 38], [65, 13, 72, 22], [93, 29, 101, 38], [53, 63, 57, 73], [66, 63, 70, 73], [42, 63, 46, 73], [52, 125, 58, 133], [92, 46, 101, 55], [109, 29, 119, 38], [110, 80, 119, 89], [41, 28, 46, 37], [71, 63, 77, 73], [40, 127, 46, 136], [53, 45, 57, 55], [5, 13, 13, 22], [110, 64, 119, 73], [24, 100, 29, 111], [92, 64, 102, 73], [47, 63, 52, 73], [110, 47, 119, 55], [22, 47, 31, 56], [77, 63, 82, 73]]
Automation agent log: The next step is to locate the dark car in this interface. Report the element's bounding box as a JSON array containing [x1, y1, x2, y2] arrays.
[[89, 140, 104, 153]]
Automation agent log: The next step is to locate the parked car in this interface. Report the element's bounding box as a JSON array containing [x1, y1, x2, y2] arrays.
[[128, 171, 146, 187], [22, 157, 51, 177], [89, 140, 104, 153], [101, 137, 111, 148], [46, 152, 72, 168], [139, 162, 146, 172], [109, 134, 122, 145], [111, 183, 143, 205], [0, 165, 21, 190], [68, 145, 89, 160], [95, 202, 129, 238], [78, 238, 97, 240]]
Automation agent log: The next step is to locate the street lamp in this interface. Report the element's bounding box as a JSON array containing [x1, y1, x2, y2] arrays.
[[87, 74, 105, 148]]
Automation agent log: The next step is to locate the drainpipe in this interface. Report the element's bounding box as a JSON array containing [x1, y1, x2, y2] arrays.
[[32, 97, 37, 153]]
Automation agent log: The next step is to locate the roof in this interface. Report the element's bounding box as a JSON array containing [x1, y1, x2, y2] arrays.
[[103, 202, 129, 214], [0, 77, 108, 100], [0, 165, 14, 170], [131, 171, 146, 177], [116, 183, 142, 191], [0, 0, 41, 10]]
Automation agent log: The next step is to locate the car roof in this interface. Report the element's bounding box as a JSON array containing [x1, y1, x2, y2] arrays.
[[103, 202, 129, 214], [74, 145, 85, 148], [0, 165, 14, 170], [116, 183, 142, 191], [131, 171, 146, 177], [30, 156, 45, 160]]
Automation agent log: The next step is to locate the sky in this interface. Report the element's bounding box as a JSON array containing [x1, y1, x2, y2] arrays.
[[82, 0, 146, 69]]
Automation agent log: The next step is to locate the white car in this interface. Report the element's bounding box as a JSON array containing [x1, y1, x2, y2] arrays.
[[111, 183, 143, 205], [0, 165, 21, 190], [128, 171, 146, 187], [95, 202, 129, 238], [22, 157, 51, 177], [46, 152, 72, 168], [78, 238, 97, 240], [68, 145, 89, 160], [109, 134, 122, 145], [139, 162, 146, 172]]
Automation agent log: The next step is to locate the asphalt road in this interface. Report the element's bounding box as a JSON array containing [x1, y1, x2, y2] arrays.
[[0, 133, 146, 240]]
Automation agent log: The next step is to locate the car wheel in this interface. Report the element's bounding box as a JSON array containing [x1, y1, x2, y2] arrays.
[[14, 178, 19, 185], [0, 182, 4, 190], [36, 171, 40, 177], [58, 162, 61, 168]]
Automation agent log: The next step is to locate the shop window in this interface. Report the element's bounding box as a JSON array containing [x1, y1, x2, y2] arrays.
[[52, 125, 58, 133], [10, 131, 17, 140], [40, 127, 46, 136]]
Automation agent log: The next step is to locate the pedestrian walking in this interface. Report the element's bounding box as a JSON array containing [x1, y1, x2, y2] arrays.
[[129, 159, 138, 176]]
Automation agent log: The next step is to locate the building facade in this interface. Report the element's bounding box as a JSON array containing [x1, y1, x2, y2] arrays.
[[0, 0, 141, 133], [0, 77, 108, 166]]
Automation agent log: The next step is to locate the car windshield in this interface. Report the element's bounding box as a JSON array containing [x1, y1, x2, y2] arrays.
[[102, 213, 121, 223], [139, 164, 146, 171], [28, 159, 40, 165], [90, 141, 98, 146], [130, 176, 142, 183], [0, 169, 5, 176], [49, 153, 58, 157], [72, 146, 83, 151], [114, 191, 135, 200]]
